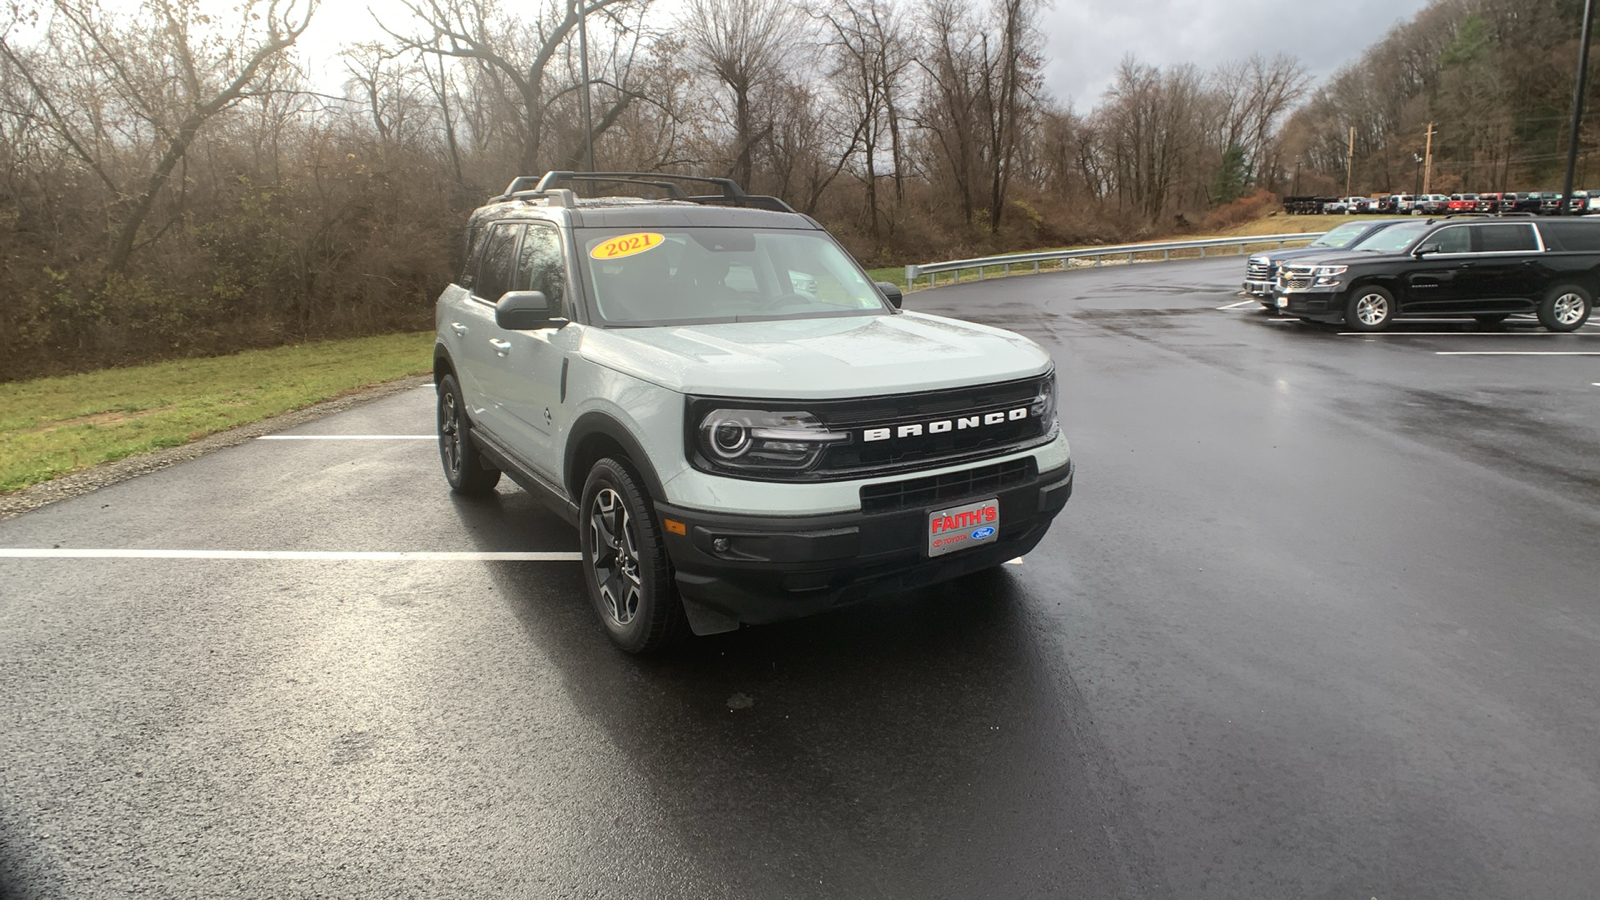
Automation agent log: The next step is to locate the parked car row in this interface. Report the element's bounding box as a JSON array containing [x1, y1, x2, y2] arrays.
[[1286, 191, 1600, 216], [1243, 216, 1599, 331]]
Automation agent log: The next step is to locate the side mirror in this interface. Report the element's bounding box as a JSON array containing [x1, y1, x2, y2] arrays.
[[875, 281, 903, 309], [495, 290, 565, 330], [1414, 242, 1439, 258]]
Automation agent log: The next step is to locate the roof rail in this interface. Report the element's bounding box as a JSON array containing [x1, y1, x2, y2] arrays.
[[528, 171, 797, 212]]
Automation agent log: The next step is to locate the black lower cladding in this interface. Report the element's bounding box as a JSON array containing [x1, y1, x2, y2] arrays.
[[656, 459, 1073, 625]]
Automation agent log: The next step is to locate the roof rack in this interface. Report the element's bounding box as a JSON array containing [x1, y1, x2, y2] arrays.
[[492, 171, 796, 213]]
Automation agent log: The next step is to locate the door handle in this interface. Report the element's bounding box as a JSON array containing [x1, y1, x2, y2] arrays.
[[489, 338, 511, 356], [450, 322, 469, 335]]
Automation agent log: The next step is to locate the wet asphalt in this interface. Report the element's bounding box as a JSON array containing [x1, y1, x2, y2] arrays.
[[2, 257, 1598, 899]]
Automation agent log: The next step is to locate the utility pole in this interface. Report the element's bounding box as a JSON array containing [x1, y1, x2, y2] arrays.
[[1562, 0, 1596, 215], [1345, 126, 1355, 196], [577, 0, 595, 172], [1422, 123, 1435, 194]]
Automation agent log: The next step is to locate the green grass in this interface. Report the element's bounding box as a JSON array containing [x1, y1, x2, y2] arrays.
[[0, 332, 433, 493]]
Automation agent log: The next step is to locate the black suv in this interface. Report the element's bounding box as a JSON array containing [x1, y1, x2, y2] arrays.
[[1272, 217, 1597, 331]]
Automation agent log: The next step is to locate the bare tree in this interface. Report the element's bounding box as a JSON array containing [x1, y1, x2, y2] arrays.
[[813, 0, 911, 238], [1095, 56, 1207, 220], [0, 0, 316, 276], [678, 0, 801, 188], [382, 0, 649, 174]]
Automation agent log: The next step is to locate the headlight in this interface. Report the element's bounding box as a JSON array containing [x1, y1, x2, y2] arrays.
[[1312, 264, 1348, 285], [696, 408, 848, 471], [1032, 373, 1059, 436]]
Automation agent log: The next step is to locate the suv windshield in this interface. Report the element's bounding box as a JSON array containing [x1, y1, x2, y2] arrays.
[[1306, 222, 1371, 248], [578, 227, 887, 326], [1353, 221, 1433, 253]]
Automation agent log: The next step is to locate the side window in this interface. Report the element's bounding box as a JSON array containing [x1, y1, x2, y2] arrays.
[[1432, 226, 1472, 254], [1475, 223, 1539, 253], [460, 224, 482, 289], [514, 224, 567, 314], [1537, 221, 1600, 252], [475, 223, 523, 302]]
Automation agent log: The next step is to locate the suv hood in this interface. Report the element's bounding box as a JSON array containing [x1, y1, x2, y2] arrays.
[[579, 311, 1052, 398], [1283, 247, 1411, 267], [1258, 245, 1337, 264]]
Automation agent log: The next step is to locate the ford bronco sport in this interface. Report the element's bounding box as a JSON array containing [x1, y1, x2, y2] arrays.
[[433, 172, 1074, 652]]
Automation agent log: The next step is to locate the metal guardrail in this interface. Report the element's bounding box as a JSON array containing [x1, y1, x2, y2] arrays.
[[903, 232, 1329, 288]]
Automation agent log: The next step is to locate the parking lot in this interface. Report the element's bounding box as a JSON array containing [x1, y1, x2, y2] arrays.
[[2, 256, 1597, 898]]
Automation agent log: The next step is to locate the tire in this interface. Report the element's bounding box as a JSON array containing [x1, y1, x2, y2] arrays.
[[1345, 285, 1396, 332], [436, 373, 502, 495], [1474, 314, 1509, 326], [1538, 285, 1593, 332], [580, 458, 686, 653]]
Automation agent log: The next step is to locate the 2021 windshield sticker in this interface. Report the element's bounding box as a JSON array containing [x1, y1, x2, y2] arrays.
[[590, 232, 665, 260]]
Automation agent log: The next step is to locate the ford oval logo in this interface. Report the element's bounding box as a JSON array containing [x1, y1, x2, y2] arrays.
[[971, 526, 996, 540]]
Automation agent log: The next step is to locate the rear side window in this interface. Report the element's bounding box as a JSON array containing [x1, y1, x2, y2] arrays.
[[1537, 220, 1600, 252], [1474, 223, 1539, 252]]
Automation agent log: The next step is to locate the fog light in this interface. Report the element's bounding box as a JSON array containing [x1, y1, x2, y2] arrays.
[[713, 537, 731, 552]]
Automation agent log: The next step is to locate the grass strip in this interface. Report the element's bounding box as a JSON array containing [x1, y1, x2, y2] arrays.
[[0, 332, 433, 493]]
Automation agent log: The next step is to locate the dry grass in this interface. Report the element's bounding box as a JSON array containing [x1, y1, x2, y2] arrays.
[[1213, 213, 1350, 237]]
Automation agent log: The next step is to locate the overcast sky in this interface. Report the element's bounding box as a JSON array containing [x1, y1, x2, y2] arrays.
[[1041, 0, 1438, 109], [299, 0, 1440, 110]]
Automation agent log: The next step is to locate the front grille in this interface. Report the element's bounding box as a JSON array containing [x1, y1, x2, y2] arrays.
[[1246, 260, 1273, 280], [688, 373, 1055, 482], [859, 458, 1037, 515], [1279, 267, 1315, 291]]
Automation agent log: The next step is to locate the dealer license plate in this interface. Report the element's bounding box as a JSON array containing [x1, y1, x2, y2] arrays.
[[927, 498, 1000, 557]]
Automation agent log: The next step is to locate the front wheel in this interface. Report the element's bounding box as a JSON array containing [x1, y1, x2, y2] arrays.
[[1345, 286, 1396, 332], [437, 374, 502, 495], [1538, 285, 1592, 332], [580, 458, 686, 653]]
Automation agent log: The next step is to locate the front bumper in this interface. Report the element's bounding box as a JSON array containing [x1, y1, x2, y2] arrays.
[[1243, 279, 1275, 298], [656, 459, 1074, 630], [1274, 284, 1344, 321]]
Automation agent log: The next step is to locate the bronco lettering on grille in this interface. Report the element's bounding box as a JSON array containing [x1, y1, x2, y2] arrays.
[[862, 407, 1029, 443]]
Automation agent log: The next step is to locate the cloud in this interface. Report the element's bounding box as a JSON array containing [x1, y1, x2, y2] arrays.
[[1041, 0, 1436, 112]]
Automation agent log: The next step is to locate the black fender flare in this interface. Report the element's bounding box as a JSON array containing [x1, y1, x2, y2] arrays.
[[432, 342, 455, 383], [565, 411, 668, 503]]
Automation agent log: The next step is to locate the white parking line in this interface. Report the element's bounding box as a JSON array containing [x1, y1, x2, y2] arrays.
[[1338, 331, 1600, 337], [258, 435, 435, 440], [1217, 299, 1260, 310], [0, 549, 580, 561], [1435, 351, 1600, 356]]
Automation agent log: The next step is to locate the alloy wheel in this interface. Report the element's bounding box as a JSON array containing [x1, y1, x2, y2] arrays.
[[1354, 292, 1389, 326], [1553, 291, 1588, 326], [589, 488, 643, 626], [440, 390, 463, 476]]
